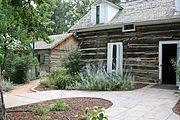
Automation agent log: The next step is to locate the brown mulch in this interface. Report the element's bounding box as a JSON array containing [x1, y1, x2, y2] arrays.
[[6, 97, 113, 120], [113, 83, 148, 91], [134, 83, 148, 89], [173, 100, 180, 115], [35, 85, 56, 91], [35, 83, 148, 92]]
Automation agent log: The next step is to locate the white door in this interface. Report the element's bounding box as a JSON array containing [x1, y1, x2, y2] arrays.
[[159, 41, 180, 87], [107, 42, 123, 74]]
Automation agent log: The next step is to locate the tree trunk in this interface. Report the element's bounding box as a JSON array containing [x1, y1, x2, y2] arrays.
[[0, 86, 6, 120]]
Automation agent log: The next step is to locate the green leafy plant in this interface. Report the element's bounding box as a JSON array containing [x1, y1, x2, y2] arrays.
[[49, 67, 80, 89], [4, 55, 38, 84], [40, 80, 52, 88], [63, 49, 85, 75], [35, 115, 52, 120], [34, 103, 49, 116], [0, 78, 13, 92], [77, 64, 135, 91], [75, 106, 108, 120], [50, 99, 69, 111], [171, 58, 180, 89]]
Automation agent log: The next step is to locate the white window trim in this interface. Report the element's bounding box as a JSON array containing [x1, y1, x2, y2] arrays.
[[122, 24, 136, 32], [107, 42, 123, 74]]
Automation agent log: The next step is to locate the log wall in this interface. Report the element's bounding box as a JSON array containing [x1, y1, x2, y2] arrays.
[[35, 36, 78, 73], [77, 22, 180, 83], [35, 50, 51, 73]]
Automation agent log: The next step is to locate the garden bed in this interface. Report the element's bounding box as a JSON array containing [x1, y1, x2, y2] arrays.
[[6, 97, 112, 120], [35, 83, 148, 91], [173, 100, 180, 115]]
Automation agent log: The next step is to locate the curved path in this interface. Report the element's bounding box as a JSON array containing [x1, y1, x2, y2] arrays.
[[4, 85, 180, 120], [5, 79, 40, 96]]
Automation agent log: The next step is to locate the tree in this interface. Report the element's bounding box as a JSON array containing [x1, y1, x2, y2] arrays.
[[0, 86, 6, 120], [0, 0, 55, 119], [49, 0, 122, 35], [49, 0, 93, 35]]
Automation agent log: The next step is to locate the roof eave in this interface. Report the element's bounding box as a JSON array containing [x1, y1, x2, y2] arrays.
[[71, 18, 180, 33]]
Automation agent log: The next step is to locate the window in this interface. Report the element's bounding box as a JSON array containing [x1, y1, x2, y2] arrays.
[[122, 24, 135, 32], [36, 53, 45, 64], [96, 6, 100, 24], [112, 45, 117, 70], [107, 43, 123, 74]]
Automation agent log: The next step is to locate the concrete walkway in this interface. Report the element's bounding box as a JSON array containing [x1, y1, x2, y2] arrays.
[[4, 85, 180, 120]]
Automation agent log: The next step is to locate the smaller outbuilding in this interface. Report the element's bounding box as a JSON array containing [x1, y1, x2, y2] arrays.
[[35, 33, 78, 73]]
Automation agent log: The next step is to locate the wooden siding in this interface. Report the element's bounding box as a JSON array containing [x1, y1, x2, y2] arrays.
[[50, 50, 68, 70], [53, 36, 78, 50], [35, 36, 78, 72], [50, 36, 78, 70], [35, 50, 51, 72], [77, 22, 180, 83]]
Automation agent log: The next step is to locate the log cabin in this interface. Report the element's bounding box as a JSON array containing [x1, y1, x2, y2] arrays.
[[35, 33, 78, 73], [70, 0, 180, 86]]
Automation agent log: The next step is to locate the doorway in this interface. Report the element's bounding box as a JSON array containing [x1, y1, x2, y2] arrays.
[[162, 44, 177, 84]]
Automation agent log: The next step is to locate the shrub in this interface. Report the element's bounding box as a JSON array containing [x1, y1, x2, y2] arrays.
[[40, 80, 52, 88], [0, 78, 13, 92], [75, 106, 108, 120], [34, 103, 49, 116], [49, 68, 79, 89], [117, 73, 135, 90], [63, 49, 84, 75], [34, 103, 51, 120], [50, 99, 69, 111], [35, 115, 52, 120], [4, 55, 38, 84], [77, 65, 135, 91]]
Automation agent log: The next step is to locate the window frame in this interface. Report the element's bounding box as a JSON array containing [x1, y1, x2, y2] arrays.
[[96, 5, 100, 24], [122, 24, 136, 32]]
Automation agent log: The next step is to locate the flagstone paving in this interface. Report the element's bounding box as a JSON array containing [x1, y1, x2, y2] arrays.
[[4, 85, 180, 120]]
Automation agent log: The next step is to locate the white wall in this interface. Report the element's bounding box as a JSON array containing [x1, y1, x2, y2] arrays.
[[91, 2, 119, 24], [175, 0, 180, 12], [107, 4, 119, 22]]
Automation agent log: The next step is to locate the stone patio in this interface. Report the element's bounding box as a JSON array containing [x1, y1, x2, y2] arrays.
[[4, 85, 180, 120]]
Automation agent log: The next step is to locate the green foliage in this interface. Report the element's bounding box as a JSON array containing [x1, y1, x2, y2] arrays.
[[49, 68, 79, 89], [4, 55, 37, 84], [50, 99, 69, 111], [171, 59, 180, 88], [0, 78, 13, 92], [75, 106, 108, 120], [171, 58, 180, 81], [49, 0, 121, 35], [40, 80, 52, 88], [118, 73, 135, 90], [33, 99, 68, 119], [0, 0, 55, 78], [34, 103, 51, 120], [63, 49, 84, 75], [77, 65, 135, 91], [49, 0, 92, 35], [34, 103, 49, 116], [35, 115, 52, 120]]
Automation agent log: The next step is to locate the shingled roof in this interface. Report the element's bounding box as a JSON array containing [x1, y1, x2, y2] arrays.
[[35, 33, 73, 50], [70, 0, 180, 31]]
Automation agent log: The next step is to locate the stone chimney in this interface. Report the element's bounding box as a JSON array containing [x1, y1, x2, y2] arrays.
[[175, 0, 180, 15]]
